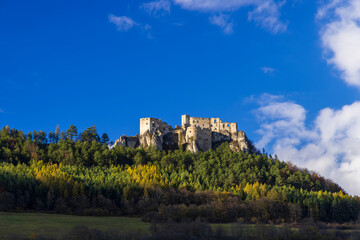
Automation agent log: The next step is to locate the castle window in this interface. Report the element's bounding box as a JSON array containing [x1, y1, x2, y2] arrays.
[[203, 124, 204, 126], [197, 120, 199, 123], [215, 128, 217, 130], [214, 120, 217, 123], [227, 124, 230, 127], [211, 125, 213, 127], [146, 123, 148, 125]]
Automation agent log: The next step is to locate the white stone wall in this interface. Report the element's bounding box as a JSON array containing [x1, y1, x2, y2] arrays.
[[181, 115, 238, 133], [140, 118, 151, 135], [140, 117, 173, 135]]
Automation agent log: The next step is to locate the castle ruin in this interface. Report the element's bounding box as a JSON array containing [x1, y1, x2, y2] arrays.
[[113, 115, 249, 153]]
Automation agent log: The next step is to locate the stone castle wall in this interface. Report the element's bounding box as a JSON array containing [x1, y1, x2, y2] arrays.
[[140, 118, 173, 136], [114, 114, 250, 153]]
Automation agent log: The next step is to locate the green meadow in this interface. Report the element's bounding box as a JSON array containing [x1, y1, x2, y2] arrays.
[[0, 212, 149, 239]]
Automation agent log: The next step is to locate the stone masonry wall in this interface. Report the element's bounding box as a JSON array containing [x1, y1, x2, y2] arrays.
[[113, 115, 250, 153]]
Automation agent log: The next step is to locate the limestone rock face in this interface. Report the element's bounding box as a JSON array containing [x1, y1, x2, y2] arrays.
[[113, 136, 127, 147], [185, 140, 199, 153], [212, 131, 231, 143], [163, 132, 178, 150], [211, 131, 231, 149], [237, 131, 249, 151], [112, 136, 140, 148], [127, 137, 140, 148], [228, 131, 249, 152], [139, 130, 163, 151]]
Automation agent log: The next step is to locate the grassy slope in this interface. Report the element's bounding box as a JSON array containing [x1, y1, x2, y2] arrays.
[[0, 212, 149, 239]]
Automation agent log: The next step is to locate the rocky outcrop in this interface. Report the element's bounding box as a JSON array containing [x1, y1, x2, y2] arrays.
[[113, 136, 140, 148], [163, 132, 178, 150], [113, 130, 250, 153], [139, 130, 163, 150], [113, 136, 127, 147], [185, 140, 199, 153]]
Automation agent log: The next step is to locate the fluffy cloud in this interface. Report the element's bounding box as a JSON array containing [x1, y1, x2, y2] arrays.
[[209, 14, 234, 34], [142, 0, 171, 16], [108, 15, 138, 31], [172, 0, 287, 33], [255, 94, 360, 196], [318, 0, 360, 87]]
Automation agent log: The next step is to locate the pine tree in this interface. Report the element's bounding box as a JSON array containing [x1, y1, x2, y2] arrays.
[[55, 124, 60, 143], [100, 133, 109, 145], [67, 125, 78, 141], [80, 125, 99, 142]]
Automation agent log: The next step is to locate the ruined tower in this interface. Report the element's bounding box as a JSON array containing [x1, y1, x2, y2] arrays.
[[113, 114, 250, 153]]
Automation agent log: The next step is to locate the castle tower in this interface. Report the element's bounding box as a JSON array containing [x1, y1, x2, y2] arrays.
[[181, 114, 190, 127], [140, 118, 151, 135]]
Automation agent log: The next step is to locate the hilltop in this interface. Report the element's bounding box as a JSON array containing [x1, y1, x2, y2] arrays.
[[113, 115, 252, 153], [0, 125, 359, 224]]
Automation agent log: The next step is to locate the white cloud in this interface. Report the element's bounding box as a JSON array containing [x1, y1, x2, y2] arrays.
[[172, 0, 258, 11], [316, 0, 341, 19], [261, 66, 276, 74], [108, 14, 153, 38], [248, 0, 287, 33], [108, 15, 138, 31], [209, 14, 234, 34], [142, 0, 171, 16], [172, 0, 287, 33], [255, 94, 360, 196], [319, 0, 360, 87]]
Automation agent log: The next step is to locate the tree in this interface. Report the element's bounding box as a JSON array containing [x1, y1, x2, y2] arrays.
[[67, 125, 78, 141], [60, 131, 68, 140], [5, 125, 10, 134], [100, 133, 109, 145], [55, 124, 60, 143], [48, 131, 56, 143], [80, 126, 99, 142]]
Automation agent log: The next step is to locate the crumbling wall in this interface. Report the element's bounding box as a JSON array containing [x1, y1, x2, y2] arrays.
[[113, 115, 250, 153]]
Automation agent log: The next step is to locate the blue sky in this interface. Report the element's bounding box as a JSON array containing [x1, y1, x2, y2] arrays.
[[2, 0, 360, 195]]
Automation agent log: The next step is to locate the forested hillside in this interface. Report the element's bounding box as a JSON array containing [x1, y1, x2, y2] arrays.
[[0, 125, 359, 223]]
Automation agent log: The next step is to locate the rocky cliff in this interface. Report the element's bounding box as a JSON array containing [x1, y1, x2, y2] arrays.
[[113, 129, 250, 153]]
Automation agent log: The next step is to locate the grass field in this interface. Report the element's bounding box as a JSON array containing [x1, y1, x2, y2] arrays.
[[0, 212, 150, 239], [1, 212, 359, 239]]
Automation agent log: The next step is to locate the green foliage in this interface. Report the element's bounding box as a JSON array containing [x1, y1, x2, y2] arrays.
[[0, 125, 359, 223], [80, 125, 100, 142]]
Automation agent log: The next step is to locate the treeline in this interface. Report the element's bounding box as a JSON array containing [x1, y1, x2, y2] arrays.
[[0, 125, 359, 223]]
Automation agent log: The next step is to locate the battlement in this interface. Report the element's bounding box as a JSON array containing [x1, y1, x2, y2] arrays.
[[181, 114, 238, 133]]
